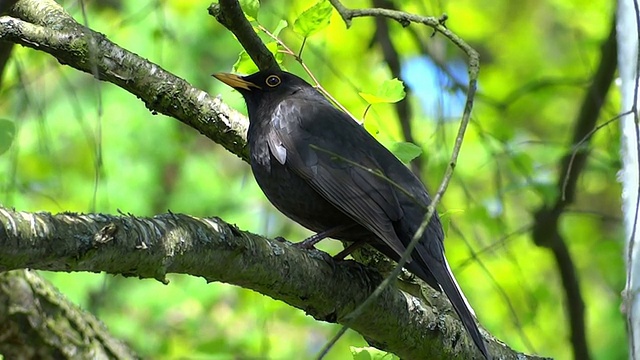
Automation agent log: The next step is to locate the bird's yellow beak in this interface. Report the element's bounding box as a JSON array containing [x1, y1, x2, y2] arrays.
[[212, 73, 260, 91]]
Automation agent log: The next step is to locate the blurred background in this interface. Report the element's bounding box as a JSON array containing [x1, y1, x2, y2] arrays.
[[0, 0, 622, 359]]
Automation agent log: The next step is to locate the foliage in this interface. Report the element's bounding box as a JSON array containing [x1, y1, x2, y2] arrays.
[[389, 142, 423, 164], [359, 79, 406, 105], [0, 119, 14, 156], [292, 0, 333, 37], [0, 0, 623, 359]]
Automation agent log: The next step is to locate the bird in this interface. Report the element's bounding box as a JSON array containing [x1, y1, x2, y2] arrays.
[[213, 69, 490, 359]]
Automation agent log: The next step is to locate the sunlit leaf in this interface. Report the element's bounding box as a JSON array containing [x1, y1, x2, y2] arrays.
[[0, 119, 15, 156], [239, 0, 259, 21], [389, 141, 422, 163], [508, 149, 534, 175], [438, 208, 465, 237], [532, 181, 559, 204], [381, 78, 406, 102], [292, 0, 333, 37], [233, 50, 256, 74], [272, 19, 288, 38], [363, 118, 379, 136], [359, 78, 406, 104], [233, 42, 283, 74], [351, 346, 398, 360]]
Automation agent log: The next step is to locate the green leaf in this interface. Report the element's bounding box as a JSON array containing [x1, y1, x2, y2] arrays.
[[292, 0, 333, 37], [363, 118, 379, 136], [351, 346, 398, 360], [359, 78, 406, 104], [272, 19, 288, 38], [233, 42, 283, 74], [389, 141, 422, 163], [438, 208, 465, 237], [0, 119, 15, 156], [239, 0, 260, 21], [233, 50, 256, 74], [532, 180, 559, 204]]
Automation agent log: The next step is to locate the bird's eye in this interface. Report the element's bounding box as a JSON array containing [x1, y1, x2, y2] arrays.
[[265, 75, 281, 87]]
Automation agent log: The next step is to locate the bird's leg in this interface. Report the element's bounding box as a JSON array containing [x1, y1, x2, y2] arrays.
[[333, 239, 367, 260], [294, 224, 355, 249]]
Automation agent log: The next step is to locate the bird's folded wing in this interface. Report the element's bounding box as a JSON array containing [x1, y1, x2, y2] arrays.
[[269, 99, 406, 255]]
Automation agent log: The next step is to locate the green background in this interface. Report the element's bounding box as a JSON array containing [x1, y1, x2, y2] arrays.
[[0, 0, 623, 359]]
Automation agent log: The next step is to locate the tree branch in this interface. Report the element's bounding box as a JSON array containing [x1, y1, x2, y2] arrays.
[[2, 0, 250, 162], [532, 16, 618, 360], [0, 0, 15, 86], [0, 270, 138, 359], [0, 1, 545, 358], [0, 207, 543, 360], [208, 0, 278, 70]]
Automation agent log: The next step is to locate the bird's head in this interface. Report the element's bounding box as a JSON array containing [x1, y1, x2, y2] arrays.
[[213, 69, 315, 117]]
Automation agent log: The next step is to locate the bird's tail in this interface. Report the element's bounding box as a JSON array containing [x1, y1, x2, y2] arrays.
[[411, 248, 491, 360]]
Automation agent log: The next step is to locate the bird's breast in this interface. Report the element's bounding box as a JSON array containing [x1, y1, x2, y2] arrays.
[[248, 134, 368, 239]]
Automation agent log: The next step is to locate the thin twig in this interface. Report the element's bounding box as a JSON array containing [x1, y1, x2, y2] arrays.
[[319, 0, 480, 356], [372, 0, 420, 175], [257, 24, 359, 122]]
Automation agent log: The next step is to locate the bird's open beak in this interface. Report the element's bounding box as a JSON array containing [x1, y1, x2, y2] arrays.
[[212, 73, 260, 91]]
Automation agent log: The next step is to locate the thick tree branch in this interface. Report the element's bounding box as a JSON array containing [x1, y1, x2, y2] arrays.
[[532, 16, 618, 360], [0, 0, 15, 85], [1, 0, 249, 161], [204, 1, 529, 359], [0, 1, 544, 359], [0, 270, 138, 359], [0, 207, 541, 360], [208, 0, 278, 70]]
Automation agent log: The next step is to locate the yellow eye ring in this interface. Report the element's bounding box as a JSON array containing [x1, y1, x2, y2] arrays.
[[265, 75, 281, 87]]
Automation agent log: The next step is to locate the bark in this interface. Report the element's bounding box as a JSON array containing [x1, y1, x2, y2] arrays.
[[0, 270, 137, 359], [0, 0, 547, 359]]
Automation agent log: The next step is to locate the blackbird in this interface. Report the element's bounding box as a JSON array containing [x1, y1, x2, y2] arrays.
[[214, 69, 490, 359]]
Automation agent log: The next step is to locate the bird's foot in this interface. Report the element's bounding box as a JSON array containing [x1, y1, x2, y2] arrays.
[[293, 233, 324, 250], [293, 224, 355, 250]]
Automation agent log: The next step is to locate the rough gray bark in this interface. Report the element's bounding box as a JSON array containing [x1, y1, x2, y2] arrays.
[[0, 1, 546, 359], [0, 270, 137, 359]]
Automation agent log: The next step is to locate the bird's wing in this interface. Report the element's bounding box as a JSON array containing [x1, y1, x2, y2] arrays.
[[267, 97, 406, 255], [269, 96, 490, 358]]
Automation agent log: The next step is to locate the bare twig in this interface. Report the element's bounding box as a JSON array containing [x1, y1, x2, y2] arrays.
[[257, 25, 358, 121], [321, 0, 481, 356]]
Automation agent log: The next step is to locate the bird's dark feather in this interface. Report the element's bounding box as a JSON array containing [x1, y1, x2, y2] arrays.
[[217, 70, 490, 359], [270, 97, 407, 255]]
